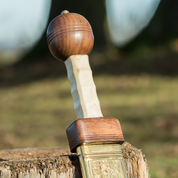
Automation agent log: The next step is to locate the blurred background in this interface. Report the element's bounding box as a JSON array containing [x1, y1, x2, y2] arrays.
[[0, 0, 178, 177]]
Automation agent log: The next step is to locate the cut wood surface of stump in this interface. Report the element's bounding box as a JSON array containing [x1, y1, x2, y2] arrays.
[[0, 142, 149, 178]]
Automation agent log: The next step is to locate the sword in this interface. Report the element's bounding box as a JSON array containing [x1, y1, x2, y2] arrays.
[[47, 10, 127, 178]]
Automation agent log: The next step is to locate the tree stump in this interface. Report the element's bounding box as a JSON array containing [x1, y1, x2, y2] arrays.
[[0, 142, 149, 178]]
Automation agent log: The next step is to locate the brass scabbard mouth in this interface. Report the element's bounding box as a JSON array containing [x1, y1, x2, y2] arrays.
[[77, 144, 127, 178]]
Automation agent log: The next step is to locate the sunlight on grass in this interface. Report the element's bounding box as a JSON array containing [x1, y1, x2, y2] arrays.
[[149, 156, 178, 178]]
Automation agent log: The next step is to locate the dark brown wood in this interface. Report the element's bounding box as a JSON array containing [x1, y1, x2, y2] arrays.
[[66, 117, 124, 153], [47, 12, 94, 62]]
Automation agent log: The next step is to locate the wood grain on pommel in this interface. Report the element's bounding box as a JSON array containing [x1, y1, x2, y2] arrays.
[[66, 117, 124, 153], [47, 12, 94, 62]]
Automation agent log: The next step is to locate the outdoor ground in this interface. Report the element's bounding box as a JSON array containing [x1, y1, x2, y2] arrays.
[[0, 50, 178, 178]]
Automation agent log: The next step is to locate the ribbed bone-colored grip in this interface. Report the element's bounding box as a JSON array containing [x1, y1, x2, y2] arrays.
[[65, 55, 103, 119]]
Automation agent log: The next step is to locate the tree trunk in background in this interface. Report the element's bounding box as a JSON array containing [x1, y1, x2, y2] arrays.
[[0, 142, 149, 178]]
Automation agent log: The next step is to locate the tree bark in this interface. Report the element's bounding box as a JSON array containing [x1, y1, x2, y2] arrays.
[[0, 142, 149, 178]]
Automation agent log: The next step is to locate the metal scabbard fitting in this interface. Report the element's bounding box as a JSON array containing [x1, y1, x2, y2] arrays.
[[77, 144, 127, 178]]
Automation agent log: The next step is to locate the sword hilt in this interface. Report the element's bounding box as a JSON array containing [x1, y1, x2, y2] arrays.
[[47, 10, 124, 151]]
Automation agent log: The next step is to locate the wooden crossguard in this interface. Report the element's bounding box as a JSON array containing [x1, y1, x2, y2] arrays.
[[47, 10, 127, 178]]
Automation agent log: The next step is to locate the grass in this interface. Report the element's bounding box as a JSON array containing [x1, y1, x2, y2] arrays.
[[0, 74, 178, 178]]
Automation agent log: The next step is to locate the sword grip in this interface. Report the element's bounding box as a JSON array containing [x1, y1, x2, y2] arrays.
[[65, 55, 103, 119]]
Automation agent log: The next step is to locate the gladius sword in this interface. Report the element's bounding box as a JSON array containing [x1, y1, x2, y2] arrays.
[[47, 10, 127, 178]]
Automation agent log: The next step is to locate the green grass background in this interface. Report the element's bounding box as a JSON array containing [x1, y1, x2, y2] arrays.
[[0, 69, 178, 177]]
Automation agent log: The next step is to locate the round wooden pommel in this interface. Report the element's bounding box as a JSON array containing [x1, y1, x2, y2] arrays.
[[47, 11, 94, 62]]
